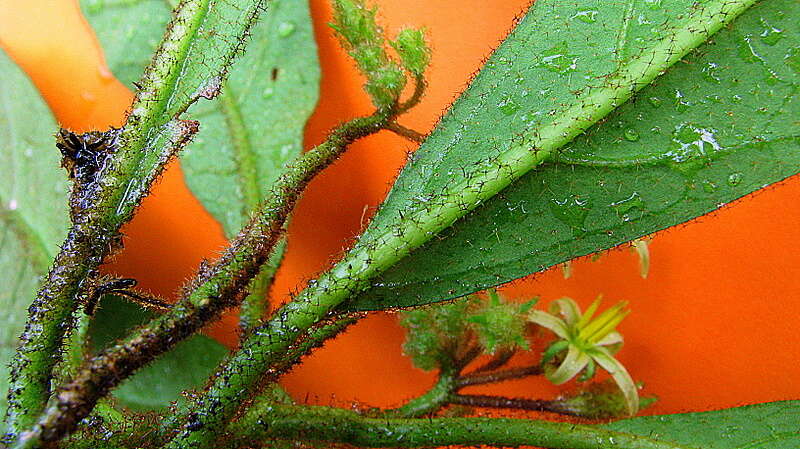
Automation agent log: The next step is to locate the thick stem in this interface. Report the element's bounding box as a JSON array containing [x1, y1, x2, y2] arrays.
[[4, 227, 108, 441], [229, 404, 692, 449], [23, 110, 393, 448]]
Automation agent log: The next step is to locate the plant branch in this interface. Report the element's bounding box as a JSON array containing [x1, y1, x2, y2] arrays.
[[456, 364, 542, 388], [449, 394, 567, 414], [23, 108, 395, 448], [386, 367, 459, 418], [386, 122, 425, 143], [228, 404, 693, 449], [159, 7, 760, 444]]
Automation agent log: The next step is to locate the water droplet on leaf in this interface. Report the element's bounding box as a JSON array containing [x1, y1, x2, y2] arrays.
[[727, 172, 743, 186], [277, 22, 296, 37]]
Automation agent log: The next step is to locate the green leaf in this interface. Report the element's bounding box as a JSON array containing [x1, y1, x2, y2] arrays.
[[93, 0, 270, 232], [181, 0, 320, 236], [0, 52, 70, 417], [340, 0, 799, 311], [80, 0, 171, 88], [89, 296, 227, 411], [83, 0, 321, 237], [605, 400, 800, 447]]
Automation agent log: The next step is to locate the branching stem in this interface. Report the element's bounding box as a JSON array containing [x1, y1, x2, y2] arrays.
[[228, 404, 692, 449]]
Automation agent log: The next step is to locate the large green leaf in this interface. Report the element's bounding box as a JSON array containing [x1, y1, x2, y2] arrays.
[[83, 0, 320, 236], [606, 401, 800, 447], [0, 52, 70, 416], [341, 0, 799, 311], [181, 0, 320, 236]]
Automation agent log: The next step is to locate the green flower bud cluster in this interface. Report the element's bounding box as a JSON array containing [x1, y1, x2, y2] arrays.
[[400, 290, 535, 371], [330, 0, 430, 108]]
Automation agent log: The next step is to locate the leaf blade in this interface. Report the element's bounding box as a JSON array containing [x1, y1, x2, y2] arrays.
[[0, 52, 69, 417], [605, 400, 800, 448], [341, 0, 799, 311]]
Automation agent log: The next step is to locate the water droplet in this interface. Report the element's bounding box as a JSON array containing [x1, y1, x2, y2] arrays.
[[277, 22, 296, 37], [702, 180, 718, 193], [727, 172, 743, 186], [537, 42, 578, 74], [623, 128, 640, 142], [760, 25, 784, 46], [549, 195, 591, 237], [666, 124, 723, 175], [498, 97, 520, 116], [731, 94, 742, 103], [571, 10, 598, 23], [673, 90, 690, 112], [786, 47, 800, 74], [262, 87, 275, 98], [610, 192, 644, 222], [647, 96, 662, 108], [81, 91, 96, 102], [701, 62, 721, 84], [644, 0, 662, 9]]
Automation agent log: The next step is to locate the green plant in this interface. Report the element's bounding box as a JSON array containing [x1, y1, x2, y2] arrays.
[[1, 0, 799, 448]]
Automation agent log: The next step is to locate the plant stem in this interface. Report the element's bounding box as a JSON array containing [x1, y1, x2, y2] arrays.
[[456, 364, 542, 388], [386, 122, 425, 143], [387, 368, 458, 418], [238, 237, 286, 334], [160, 2, 757, 445], [22, 109, 393, 449], [228, 404, 693, 449], [450, 394, 566, 414]]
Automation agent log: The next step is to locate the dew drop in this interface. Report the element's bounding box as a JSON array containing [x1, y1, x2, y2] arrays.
[[701, 62, 721, 84], [647, 96, 662, 108], [786, 47, 800, 75], [623, 128, 640, 142], [498, 97, 520, 116], [611, 192, 644, 214], [760, 26, 784, 46], [549, 195, 591, 237], [727, 172, 743, 186], [277, 22, 296, 37], [262, 87, 275, 99], [537, 42, 578, 74], [572, 10, 598, 24], [702, 180, 718, 193]]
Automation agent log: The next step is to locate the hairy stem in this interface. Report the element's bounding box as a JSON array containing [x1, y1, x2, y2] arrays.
[[387, 367, 458, 418], [24, 109, 394, 448], [456, 364, 542, 388], [229, 404, 692, 449]]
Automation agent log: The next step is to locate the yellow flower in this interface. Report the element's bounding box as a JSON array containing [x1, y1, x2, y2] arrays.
[[528, 296, 638, 415]]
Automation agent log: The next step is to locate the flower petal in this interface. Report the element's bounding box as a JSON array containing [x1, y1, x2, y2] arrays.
[[596, 331, 623, 347], [550, 297, 581, 327], [548, 345, 591, 385], [528, 310, 569, 339], [576, 296, 602, 330], [591, 347, 639, 416]]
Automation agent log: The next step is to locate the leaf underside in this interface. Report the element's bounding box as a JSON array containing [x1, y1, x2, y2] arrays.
[[0, 52, 69, 417], [81, 0, 320, 409], [607, 400, 800, 448], [343, 0, 799, 311]]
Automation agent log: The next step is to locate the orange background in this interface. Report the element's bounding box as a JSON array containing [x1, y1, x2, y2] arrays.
[[1, 0, 799, 419]]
